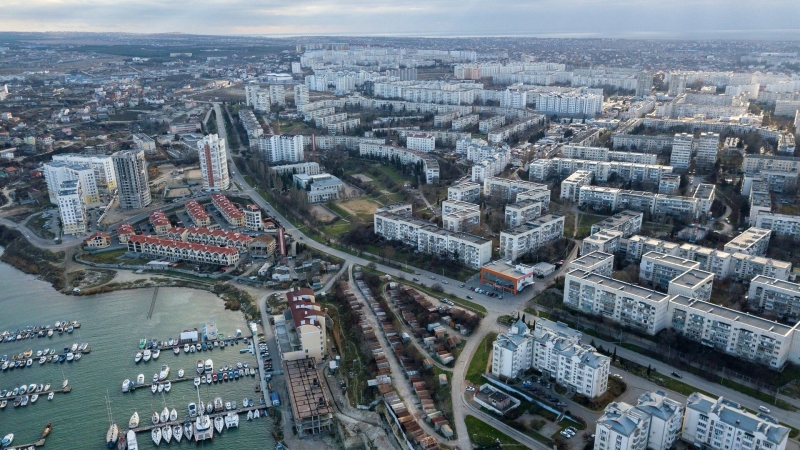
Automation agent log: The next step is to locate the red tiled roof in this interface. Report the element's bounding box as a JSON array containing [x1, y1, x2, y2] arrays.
[[211, 194, 244, 219], [184, 200, 209, 221], [169, 226, 253, 243], [85, 232, 110, 242], [129, 235, 238, 254], [149, 210, 170, 226], [286, 288, 324, 328], [117, 223, 135, 235]]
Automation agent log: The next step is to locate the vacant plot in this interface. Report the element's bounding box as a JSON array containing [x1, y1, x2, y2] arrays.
[[184, 169, 202, 180], [351, 174, 373, 182], [337, 198, 380, 218], [165, 187, 192, 198], [309, 204, 338, 223]]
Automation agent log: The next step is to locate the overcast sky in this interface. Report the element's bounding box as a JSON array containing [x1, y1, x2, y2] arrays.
[[3, 0, 799, 39]]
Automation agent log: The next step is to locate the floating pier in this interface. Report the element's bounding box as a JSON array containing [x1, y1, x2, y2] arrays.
[[130, 404, 267, 434]]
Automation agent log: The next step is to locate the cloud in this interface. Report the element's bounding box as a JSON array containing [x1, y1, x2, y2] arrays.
[[1, 0, 799, 38]]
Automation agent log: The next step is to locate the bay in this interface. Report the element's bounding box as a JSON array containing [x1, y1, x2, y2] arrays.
[[0, 255, 275, 449]]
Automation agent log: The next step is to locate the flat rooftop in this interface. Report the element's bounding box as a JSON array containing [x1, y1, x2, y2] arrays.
[[751, 275, 800, 293], [568, 268, 670, 302], [671, 269, 714, 288], [571, 251, 614, 270], [283, 358, 333, 421], [670, 295, 795, 336], [593, 210, 643, 228], [642, 251, 699, 270], [693, 183, 715, 199]]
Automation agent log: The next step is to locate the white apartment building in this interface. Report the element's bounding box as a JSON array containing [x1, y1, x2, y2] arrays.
[[730, 253, 792, 282], [269, 162, 320, 176], [359, 143, 439, 184], [245, 85, 271, 112], [451, 114, 479, 131], [52, 153, 117, 192], [654, 195, 701, 221], [678, 244, 732, 279], [57, 179, 87, 235], [268, 85, 286, 106], [536, 91, 603, 116], [670, 133, 693, 171], [479, 115, 506, 134], [582, 229, 623, 255], [488, 116, 543, 144], [743, 154, 800, 173], [561, 145, 609, 161], [112, 148, 151, 210], [749, 193, 772, 225], [561, 169, 593, 202], [406, 133, 435, 153], [257, 134, 304, 163], [314, 113, 348, 127], [132, 133, 156, 155], [492, 318, 610, 398], [374, 211, 492, 269], [639, 252, 714, 301], [43, 161, 101, 206], [504, 199, 543, 228], [626, 235, 681, 262], [723, 227, 771, 256], [658, 174, 681, 195], [501, 88, 528, 109], [442, 209, 481, 232], [471, 151, 510, 183], [595, 391, 684, 450], [754, 213, 800, 240], [499, 214, 565, 262], [197, 134, 230, 191], [591, 210, 643, 238], [693, 183, 716, 216], [293, 84, 309, 112], [483, 177, 550, 202], [530, 158, 673, 185], [696, 132, 720, 172], [564, 265, 672, 335], [748, 275, 800, 321], [447, 182, 481, 203], [682, 392, 789, 450], [326, 118, 360, 135]]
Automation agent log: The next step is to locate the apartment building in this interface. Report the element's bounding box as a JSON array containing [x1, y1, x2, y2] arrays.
[[314, 113, 348, 127], [447, 182, 482, 203], [730, 253, 792, 282], [268, 85, 285, 106], [560, 170, 593, 202], [499, 214, 565, 262], [682, 393, 789, 450], [653, 195, 700, 221], [127, 235, 239, 266], [504, 199, 543, 228], [590, 210, 643, 238], [582, 229, 623, 255], [245, 85, 271, 112], [184, 200, 211, 227], [491, 318, 534, 380], [57, 179, 87, 235], [257, 134, 304, 163], [658, 174, 681, 195], [211, 194, 245, 227], [608, 151, 658, 165], [406, 133, 435, 152], [670, 133, 693, 171], [536, 91, 603, 116], [748, 275, 800, 321], [282, 288, 326, 361], [695, 132, 720, 172], [483, 177, 550, 202], [471, 150, 511, 183], [529, 158, 673, 184], [359, 143, 440, 184], [639, 252, 713, 301], [723, 227, 771, 256], [625, 236, 681, 262], [488, 116, 543, 144], [269, 162, 320, 176], [561, 144, 608, 161], [244, 205, 263, 231], [595, 391, 684, 450], [452, 114, 479, 131], [564, 266, 672, 335], [569, 251, 615, 276], [749, 192, 772, 224], [197, 134, 230, 192], [743, 154, 800, 174], [693, 184, 716, 216], [678, 244, 732, 279], [149, 210, 171, 236], [479, 115, 506, 133], [52, 153, 117, 192], [294, 84, 309, 112], [166, 226, 254, 252], [326, 118, 360, 135], [374, 211, 492, 269], [43, 161, 101, 206], [112, 148, 151, 210], [754, 213, 800, 240]]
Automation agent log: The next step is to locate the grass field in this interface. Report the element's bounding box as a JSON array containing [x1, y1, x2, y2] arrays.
[[464, 415, 527, 448], [466, 332, 498, 384]]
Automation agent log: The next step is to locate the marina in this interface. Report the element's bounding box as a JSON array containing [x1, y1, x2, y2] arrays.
[[0, 259, 275, 449], [0, 321, 82, 344], [1, 344, 91, 373], [122, 363, 259, 393]]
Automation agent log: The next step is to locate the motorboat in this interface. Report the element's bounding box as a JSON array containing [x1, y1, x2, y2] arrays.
[[134, 352, 142, 363], [42, 423, 52, 438], [30, 394, 38, 403], [160, 407, 169, 424], [164, 381, 171, 392], [47, 392, 54, 400], [168, 338, 174, 346], [129, 412, 139, 429], [204, 359, 213, 373], [162, 425, 172, 444], [188, 402, 197, 418], [21, 395, 29, 406], [27, 358, 33, 366], [214, 397, 223, 411], [205, 374, 212, 384], [189, 345, 196, 353], [183, 344, 189, 353], [196, 359, 204, 374], [70, 343, 78, 352], [177, 369, 184, 378], [136, 374, 144, 385], [152, 373, 158, 383], [47, 329, 53, 337], [152, 348, 160, 360], [152, 412, 160, 424], [142, 350, 151, 362], [173, 424, 182, 442], [157, 383, 164, 393], [2, 434, 14, 447], [193, 376, 201, 387], [122, 379, 131, 393], [151, 427, 161, 445], [127, 430, 138, 450], [231, 401, 237, 410], [213, 416, 224, 434], [254, 408, 260, 419], [222, 372, 229, 381], [39, 356, 46, 364], [28, 384, 36, 393], [0, 400, 6, 409], [224, 401, 231, 411], [62, 379, 69, 388], [159, 364, 169, 380], [74, 353, 82, 361], [170, 408, 177, 422], [206, 402, 213, 414], [173, 346, 179, 355], [212, 373, 218, 382], [237, 362, 243, 369], [151, 384, 158, 394], [243, 398, 249, 407], [106, 422, 119, 449], [247, 410, 253, 420]]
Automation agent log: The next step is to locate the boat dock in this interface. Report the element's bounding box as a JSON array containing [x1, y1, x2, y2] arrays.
[[6, 438, 46, 449], [130, 404, 268, 434], [126, 371, 258, 393]]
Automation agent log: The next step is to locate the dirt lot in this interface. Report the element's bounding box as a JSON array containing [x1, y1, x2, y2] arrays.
[[165, 187, 192, 198], [309, 204, 338, 223], [338, 198, 381, 217], [351, 174, 373, 182], [184, 169, 202, 180]]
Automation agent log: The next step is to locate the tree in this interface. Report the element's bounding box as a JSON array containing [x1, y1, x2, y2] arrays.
[[646, 364, 651, 377], [431, 283, 444, 293], [612, 347, 617, 363]]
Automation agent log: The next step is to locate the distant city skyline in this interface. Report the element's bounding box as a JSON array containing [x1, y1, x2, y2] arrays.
[[2, 0, 800, 40]]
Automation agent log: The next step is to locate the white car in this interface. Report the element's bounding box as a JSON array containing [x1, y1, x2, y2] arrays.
[[759, 406, 771, 413], [465, 386, 475, 392]]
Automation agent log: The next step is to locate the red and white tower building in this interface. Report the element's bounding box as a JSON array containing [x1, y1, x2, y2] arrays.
[[197, 134, 230, 191]]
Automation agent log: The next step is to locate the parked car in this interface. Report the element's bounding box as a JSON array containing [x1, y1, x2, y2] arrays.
[[412, 277, 419, 281], [466, 295, 473, 299], [671, 372, 682, 379], [465, 386, 475, 392]]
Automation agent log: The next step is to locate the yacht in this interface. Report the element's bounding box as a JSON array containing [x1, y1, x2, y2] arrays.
[[206, 402, 213, 414], [188, 403, 197, 418], [162, 425, 172, 444], [247, 410, 253, 420], [136, 374, 144, 385], [204, 359, 213, 373], [134, 352, 142, 363], [194, 414, 213, 442], [193, 376, 201, 387], [152, 412, 160, 425], [183, 344, 189, 353], [158, 364, 169, 381], [213, 416, 224, 434], [151, 384, 158, 394], [106, 423, 119, 449], [184, 421, 193, 441], [177, 369, 184, 378], [173, 346, 179, 355], [71, 343, 78, 352], [47, 392, 54, 400], [253, 408, 260, 419], [126, 430, 138, 450], [152, 373, 158, 383], [30, 394, 38, 403], [122, 379, 131, 393], [173, 425, 182, 442], [39, 356, 46, 365], [129, 412, 139, 429], [160, 407, 169, 424], [157, 383, 164, 393], [152, 348, 160, 360], [3, 434, 14, 447], [21, 395, 29, 406], [214, 397, 223, 412], [151, 427, 161, 445], [225, 412, 239, 429], [142, 350, 151, 362], [196, 359, 204, 374], [170, 408, 177, 422], [164, 381, 171, 392]]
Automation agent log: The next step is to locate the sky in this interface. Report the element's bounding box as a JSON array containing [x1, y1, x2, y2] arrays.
[[2, 0, 800, 39]]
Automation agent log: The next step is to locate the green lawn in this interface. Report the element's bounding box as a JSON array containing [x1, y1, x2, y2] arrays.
[[466, 332, 498, 384], [465, 415, 527, 448], [575, 213, 608, 239], [80, 248, 130, 264]]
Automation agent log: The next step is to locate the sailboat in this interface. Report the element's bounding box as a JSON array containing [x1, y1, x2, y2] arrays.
[[162, 425, 172, 443], [193, 386, 213, 442], [151, 427, 161, 445], [105, 394, 119, 448], [173, 424, 183, 442], [126, 430, 138, 450], [129, 411, 139, 429]]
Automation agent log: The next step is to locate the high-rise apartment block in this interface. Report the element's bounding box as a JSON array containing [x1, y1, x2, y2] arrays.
[[197, 134, 230, 191], [112, 148, 152, 210]]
